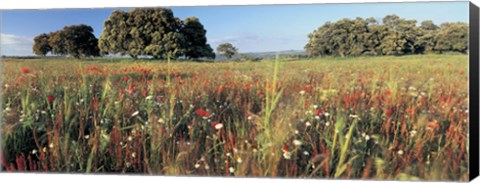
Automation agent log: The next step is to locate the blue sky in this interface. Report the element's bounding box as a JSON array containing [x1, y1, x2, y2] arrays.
[[0, 1, 469, 56]]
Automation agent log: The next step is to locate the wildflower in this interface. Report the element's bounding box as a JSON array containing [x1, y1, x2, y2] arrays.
[[397, 150, 404, 155], [212, 122, 223, 130], [49, 143, 54, 149], [303, 151, 310, 156], [226, 153, 232, 157], [426, 120, 439, 131], [325, 122, 330, 126], [283, 151, 292, 159], [19, 68, 31, 74], [384, 90, 392, 95], [294, 130, 299, 135], [305, 121, 312, 127], [128, 136, 133, 141], [158, 118, 165, 124], [385, 109, 393, 115], [299, 90, 306, 95], [281, 145, 289, 153], [145, 96, 153, 100], [315, 109, 322, 116], [131, 152, 136, 158], [410, 130, 417, 137], [47, 95, 55, 103], [84, 135, 90, 139], [131, 111, 139, 117], [293, 139, 302, 146], [365, 135, 370, 141], [31, 149, 38, 154], [195, 109, 211, 118], [313, 105, 318, 109], [194, 163, 200, 169], [324, 112, 330, 117], [205, 164, 210, 170], [127, 85, 135, 94], [229, 167, 235, 173], [236, 157, 243, 163]]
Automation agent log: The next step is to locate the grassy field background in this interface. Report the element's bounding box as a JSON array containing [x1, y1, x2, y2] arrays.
[[0, 54, 469, 181]]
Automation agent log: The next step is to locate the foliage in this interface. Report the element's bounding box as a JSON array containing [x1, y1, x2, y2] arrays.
[[182, 17, 216, 60], [305, 15, 468, 57], [33, 24, 100, 58], [98, 8, 214, 60], [32, 33, 51, 56], [216, 43, 238, 59]]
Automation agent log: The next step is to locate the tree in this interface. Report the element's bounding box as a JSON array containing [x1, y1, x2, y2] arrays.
[[305, 14, 467, 57], [305, 21, 333, 57], [32, 33, 51, 56], [99, 8, 217, 60], [36, 24, 100, 58], [62, 24, 100, 58], [98, 10, 131, 57], [181, 17, 215, 60], [99, 8, 187, 59], [216, 43, 237, 59], [415, 20, 439, 54], [379, 15, 419, 55], [434, 22, 468, 53], [48, 30, 67, 56]]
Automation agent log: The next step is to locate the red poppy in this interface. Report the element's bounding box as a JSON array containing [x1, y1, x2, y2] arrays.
[[385, 109, 393, 115], [406, 108, 414, 114], [127, 85, 135, 94], [344, 96, 351, 104], [216, 86, 226, 93], [384, 90, 392, 95], [315, 109, 323, 116], [47, 95, 55, 103], [281, 145, 289, 152], [17, 76, 27, 83], [19, 68, 31, 74], [195, 109, 211, 118]]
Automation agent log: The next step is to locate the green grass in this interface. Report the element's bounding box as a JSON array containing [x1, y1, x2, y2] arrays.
[[0, 54, 469, 181]]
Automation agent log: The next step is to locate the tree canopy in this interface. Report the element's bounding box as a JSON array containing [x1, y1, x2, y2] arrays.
[[216, 43, 238, 59], [32, 33, 51, 56], [98, 8, 215, 60], [32, 24, 100, 58], [305, 15, 468, 57]]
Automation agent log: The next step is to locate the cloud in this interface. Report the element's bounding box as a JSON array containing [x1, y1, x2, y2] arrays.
[[209, 33, 305, 53], [1, 33, 34, 56]]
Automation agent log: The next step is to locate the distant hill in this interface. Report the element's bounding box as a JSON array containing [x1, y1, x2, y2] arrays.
[[215, 50, 306, 61]]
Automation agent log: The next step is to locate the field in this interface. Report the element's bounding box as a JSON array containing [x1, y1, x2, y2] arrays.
[[0, 55, 469, 181]]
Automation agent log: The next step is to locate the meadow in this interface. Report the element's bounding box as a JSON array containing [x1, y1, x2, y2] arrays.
[[0, 54, 469, 181]]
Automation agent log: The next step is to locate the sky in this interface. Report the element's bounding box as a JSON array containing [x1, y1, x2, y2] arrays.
[[0, 1, 469, 56]]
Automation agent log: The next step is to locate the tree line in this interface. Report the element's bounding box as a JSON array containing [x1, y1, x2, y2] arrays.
[[33, 24, 100, 59], [33, 8, 215, 60], [305, 15, 468, 57], [33, 10, 468, 60]]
